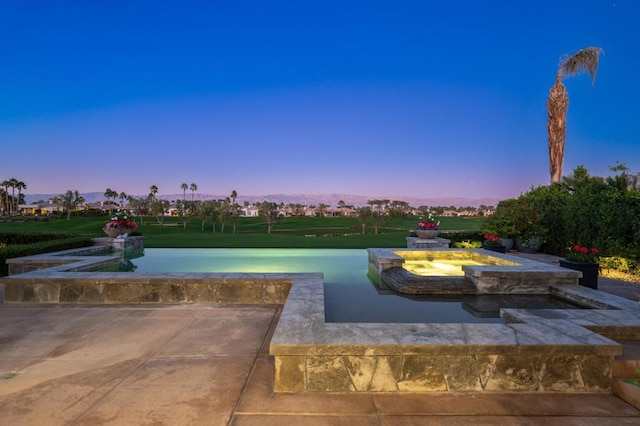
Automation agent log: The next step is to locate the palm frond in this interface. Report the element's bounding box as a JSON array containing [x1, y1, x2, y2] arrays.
[[560, 47, 603, 84]]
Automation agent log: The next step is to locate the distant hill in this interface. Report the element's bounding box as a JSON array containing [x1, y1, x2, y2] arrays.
[[24, 192, 503, 208]]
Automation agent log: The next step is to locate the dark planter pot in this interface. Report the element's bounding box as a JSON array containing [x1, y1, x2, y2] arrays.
[[514, 237, 542, 254], [483, 244, 506, 253], [500, 238, 514, 252], [559, 259, 599, 289]]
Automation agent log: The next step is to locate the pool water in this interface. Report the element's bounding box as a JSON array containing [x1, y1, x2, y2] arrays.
[[403, 259, 488, 276], [127, 248, 588, 323]]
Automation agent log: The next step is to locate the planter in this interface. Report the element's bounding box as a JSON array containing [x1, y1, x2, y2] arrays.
[[103, 227, 135, 238], [514, 237, 542, 254], [559, 259, 599, 289], [415, 228, 441, 239], [483, 244, 506, 253], [500, 238, 514, 252]]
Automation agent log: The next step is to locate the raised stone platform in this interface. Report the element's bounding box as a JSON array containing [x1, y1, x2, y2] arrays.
[[368, 248, 582, 294], [92, 235, 145, 253], [406, 236, 450, 248], [269, 272, 636, 393]]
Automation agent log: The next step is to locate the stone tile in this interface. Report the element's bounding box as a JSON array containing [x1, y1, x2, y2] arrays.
[[372, 392, 640, 416], [0, 359, 141, 425], [236, 357, 377, 415], [76, 357, 253, 426], [42, 315, 192, 361], [157, 307, 276, 357], [231, 415, 379, 425], [380, 416, 640, 425], [0, 308, 121, 359]]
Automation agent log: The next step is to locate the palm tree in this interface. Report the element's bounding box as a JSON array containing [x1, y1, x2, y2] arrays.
[[8, 178, 18, 214], [181, 183, 188, 204], [1, 180, 10, 214], [119, 192, 127, 208], [16, 181, 26, 212], [356, 207, 372, 235], [547, 47, 603, 184], [190, 183, 197, 202], [61, 190, 84, 220], [317, 203, 329, 217], [149, 185, 158, 200], [229, 195, 241, 234], [104, 188, 117, 212]]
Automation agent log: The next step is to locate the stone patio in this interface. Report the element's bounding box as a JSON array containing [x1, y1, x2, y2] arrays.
[[1, 303, 640, 424], [1, 248, 640, 423]]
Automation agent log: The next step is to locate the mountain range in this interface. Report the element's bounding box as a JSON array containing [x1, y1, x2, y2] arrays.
[[24, 192, 503, 208]]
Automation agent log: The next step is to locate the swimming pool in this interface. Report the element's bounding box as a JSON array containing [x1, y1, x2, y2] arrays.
[[125, 248, 587, 323]]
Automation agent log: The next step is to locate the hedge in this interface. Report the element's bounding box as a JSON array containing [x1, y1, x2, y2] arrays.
[[0, 233, 94, 276]]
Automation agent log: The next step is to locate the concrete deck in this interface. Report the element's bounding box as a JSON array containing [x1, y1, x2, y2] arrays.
[[1, 252, 640, 424]]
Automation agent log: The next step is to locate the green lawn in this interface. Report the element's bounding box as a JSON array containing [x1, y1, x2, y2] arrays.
[[0, 215, 484, 248]]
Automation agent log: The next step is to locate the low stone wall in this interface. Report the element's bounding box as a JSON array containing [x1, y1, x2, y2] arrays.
[[6, 246, 112, 276], [275, 352, 614, 393], [269, 273, 638, 394], [2, 273, 293, 304], [92, 235, 145, 252], [1, 245, 292, 304], [368, 248, 582, 295]]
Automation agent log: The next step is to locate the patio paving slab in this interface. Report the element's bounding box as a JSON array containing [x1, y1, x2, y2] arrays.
[[1, 278, 640, 424]]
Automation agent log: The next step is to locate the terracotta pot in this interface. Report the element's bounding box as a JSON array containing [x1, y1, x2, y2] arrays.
[[103, 227, 135, 238], [559, 259, 599, 289], [415, 228, 441, 239]]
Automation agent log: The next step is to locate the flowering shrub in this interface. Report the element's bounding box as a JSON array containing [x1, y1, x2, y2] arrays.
[[565, 244, 599, 263], [483, 234, 502, 246], [104, 211, 138, 231], [417, 214, 440, 230]]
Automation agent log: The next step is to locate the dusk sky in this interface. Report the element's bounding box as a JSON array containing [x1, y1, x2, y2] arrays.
[[1, 1, 638, 201]]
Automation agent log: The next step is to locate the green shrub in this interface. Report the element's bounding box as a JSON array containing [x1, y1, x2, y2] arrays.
[[0, 234, 94, 276], [482, 166, 640, 269]]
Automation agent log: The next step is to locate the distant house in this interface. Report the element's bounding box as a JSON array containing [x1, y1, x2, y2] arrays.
[[241, 206, 260, 217], [17, 203, 62, 215], [326, 207, 358, 217]]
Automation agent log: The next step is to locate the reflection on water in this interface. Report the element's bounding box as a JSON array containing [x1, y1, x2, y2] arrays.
[[102, 248, 588, 324], [402, 259, 489, 276]]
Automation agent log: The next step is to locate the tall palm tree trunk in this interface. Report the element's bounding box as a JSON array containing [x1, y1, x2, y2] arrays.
[[547, 70, 569, 184]]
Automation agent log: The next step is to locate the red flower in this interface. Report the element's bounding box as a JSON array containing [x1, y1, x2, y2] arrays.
[[566, 244, 599, 263]]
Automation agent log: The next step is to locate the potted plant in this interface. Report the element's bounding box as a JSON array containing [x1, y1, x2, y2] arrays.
[[482, 234, 506, 253], [481, 199, 519, 251], [510, 200, 546, 253], [414, 214, 440, 239], [559, 244, 599, 289], [103, 211, 139, 238]]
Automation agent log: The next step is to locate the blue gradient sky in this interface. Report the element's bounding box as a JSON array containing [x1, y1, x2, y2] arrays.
[[1, 1, 638, 200]]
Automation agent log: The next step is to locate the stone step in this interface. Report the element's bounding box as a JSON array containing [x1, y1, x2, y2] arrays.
[[614, 378, 640, 410]]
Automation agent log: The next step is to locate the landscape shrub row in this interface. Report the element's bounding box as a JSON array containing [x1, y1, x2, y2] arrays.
[[483, 166, 640, 266], [0, 233, 94, 276]]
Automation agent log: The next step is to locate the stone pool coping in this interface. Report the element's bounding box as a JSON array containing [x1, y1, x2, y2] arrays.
[[1, 246, 293, 304], [368, 248, 585, 294], [269, 249, 640, 393], [2, 247, 640, 393]]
